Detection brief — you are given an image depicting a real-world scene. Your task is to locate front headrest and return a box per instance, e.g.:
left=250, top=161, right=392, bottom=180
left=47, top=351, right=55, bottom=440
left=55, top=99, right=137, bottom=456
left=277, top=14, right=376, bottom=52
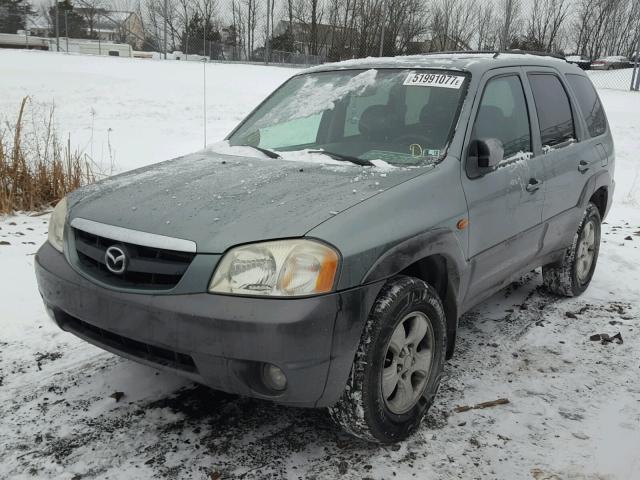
left=419, top=90, right=460, bottom=124
left=359, top=105, right=393, bottom=138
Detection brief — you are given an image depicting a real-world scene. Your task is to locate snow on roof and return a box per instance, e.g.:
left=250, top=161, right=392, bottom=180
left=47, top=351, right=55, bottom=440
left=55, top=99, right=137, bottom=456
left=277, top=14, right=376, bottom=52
left=306, top=51, right=567, bottom=74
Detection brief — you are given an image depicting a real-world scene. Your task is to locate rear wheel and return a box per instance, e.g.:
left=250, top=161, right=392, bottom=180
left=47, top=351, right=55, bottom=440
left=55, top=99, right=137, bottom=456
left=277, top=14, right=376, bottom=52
left=542, top=202, right=601, bottom=297
left=328, top=276, right=446, bottom=443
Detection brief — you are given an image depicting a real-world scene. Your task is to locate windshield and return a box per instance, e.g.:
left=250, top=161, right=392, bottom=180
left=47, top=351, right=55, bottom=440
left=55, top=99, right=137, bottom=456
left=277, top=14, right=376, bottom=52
left=227, top=69, right=469, bottom=166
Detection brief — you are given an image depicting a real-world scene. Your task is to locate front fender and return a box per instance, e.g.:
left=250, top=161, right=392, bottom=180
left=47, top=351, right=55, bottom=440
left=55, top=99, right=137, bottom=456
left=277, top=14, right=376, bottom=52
left=361, top=228, right=470, bottom=305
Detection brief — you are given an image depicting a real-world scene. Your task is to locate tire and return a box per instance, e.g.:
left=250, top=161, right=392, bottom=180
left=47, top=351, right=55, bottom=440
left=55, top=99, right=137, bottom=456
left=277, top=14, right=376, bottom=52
left=328, top=276, right=447, bottom=443
left=542, top=202, right=601, bottom=297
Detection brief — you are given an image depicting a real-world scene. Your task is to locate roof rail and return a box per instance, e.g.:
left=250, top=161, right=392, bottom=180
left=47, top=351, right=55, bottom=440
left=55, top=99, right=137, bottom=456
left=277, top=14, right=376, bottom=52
left=426, top=49, right=568, bottom=62
left=424, top=50, right=499, bottom=57
left=495, top=49, right=567, bottom=61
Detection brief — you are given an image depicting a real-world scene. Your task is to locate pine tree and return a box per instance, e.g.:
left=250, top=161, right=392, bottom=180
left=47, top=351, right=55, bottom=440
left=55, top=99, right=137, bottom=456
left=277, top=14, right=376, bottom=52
left=0, top=0, right=34, bottom=34
left=48, top=0, right=89, bottom=39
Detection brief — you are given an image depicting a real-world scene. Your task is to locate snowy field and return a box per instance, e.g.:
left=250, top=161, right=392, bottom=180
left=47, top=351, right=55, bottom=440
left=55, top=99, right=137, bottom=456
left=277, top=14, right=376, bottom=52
left=1, top=50, right=640, bottom=479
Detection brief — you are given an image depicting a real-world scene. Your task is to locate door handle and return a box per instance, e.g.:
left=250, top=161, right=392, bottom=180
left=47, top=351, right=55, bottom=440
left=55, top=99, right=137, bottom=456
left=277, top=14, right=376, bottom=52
left=578, top=160, right=590, bottom=173
left=526, top=178, right=543, bottom=192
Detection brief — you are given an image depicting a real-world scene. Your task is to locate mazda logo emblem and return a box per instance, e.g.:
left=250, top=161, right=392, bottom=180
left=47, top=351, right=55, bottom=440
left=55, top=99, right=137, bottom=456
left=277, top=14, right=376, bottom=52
left=105, top=245, right=127, bottom=274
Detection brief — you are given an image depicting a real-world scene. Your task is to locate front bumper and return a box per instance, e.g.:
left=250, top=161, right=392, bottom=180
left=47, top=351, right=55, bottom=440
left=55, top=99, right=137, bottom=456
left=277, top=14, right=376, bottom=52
left=35, top=242, right=383, bottom=407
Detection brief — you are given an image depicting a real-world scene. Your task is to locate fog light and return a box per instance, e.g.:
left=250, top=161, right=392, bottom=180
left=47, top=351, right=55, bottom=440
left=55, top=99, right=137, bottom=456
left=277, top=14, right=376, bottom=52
left=261, top=363, right=287, bottom=391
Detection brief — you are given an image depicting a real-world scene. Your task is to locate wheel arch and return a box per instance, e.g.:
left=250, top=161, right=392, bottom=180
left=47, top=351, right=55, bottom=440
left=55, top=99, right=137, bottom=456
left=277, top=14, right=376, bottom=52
left=361, top=228, right=469, bottom=359
left=589, top=185, right=608, bottom=219
left=578, top=170, right=611, bottom=219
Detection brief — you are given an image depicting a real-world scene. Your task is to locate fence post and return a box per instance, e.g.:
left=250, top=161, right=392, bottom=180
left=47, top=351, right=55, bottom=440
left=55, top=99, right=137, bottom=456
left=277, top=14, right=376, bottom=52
left=265, top=0, right=271, bottom=65
left=64, top=10, right=68, bottom=53
left=631, top=38, right=640, bottom=91
left=55, top=0, right=60, bottom=52
left=163, top=0, right=167, bottom=59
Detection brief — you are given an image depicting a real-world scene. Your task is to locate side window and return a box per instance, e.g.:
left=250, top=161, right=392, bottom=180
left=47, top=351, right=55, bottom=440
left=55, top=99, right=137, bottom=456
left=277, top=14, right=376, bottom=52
left=472, top=75, right=531, bottom=159
left=566, top=74, right=607, bottom=137
left=527, top=74, right=576, bottom=148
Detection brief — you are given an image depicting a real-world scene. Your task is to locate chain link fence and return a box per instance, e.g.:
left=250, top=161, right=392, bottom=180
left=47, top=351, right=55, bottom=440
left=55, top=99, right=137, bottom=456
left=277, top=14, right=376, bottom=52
left=3, top=0, right=640, bottom=85
left=587, top=62, right=640, bottom=91
left=174, top=37, right=322, bottom=66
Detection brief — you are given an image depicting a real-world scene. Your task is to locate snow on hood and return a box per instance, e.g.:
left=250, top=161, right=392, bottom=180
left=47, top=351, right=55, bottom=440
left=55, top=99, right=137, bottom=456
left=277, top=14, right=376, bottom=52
left=207, top=141, right=400, bottom=171
left=67, top=149, right=423, bottom=253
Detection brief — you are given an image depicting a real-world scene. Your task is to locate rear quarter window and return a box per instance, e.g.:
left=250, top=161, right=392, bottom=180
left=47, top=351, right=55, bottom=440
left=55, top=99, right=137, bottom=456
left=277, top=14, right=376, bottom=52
left=565, top=74, right=607, bottom=137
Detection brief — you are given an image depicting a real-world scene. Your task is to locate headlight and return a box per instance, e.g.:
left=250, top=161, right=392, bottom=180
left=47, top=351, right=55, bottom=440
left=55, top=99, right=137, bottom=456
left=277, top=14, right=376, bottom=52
left=48, top=197, right=68, bottom=252
left=209, top=239, right=339, bottom=297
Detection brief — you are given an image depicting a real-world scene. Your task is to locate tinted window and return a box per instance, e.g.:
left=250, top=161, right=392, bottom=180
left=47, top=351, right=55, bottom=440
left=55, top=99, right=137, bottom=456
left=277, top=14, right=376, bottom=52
left=566, top=74, right=607, bottom=137
left=528, top=74, right=576, bottom=148
left=471, top=75, right=531, bottom=159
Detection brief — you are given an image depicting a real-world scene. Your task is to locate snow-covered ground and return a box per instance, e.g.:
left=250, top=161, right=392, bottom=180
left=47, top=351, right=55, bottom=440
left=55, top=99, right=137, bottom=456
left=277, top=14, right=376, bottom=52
left=0, top=50, right=296, bottom=173
left=1, top=50, right=639, bottom=479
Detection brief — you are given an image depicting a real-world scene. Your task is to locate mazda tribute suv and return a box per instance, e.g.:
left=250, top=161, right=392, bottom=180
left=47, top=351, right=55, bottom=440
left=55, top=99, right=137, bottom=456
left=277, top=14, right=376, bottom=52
left=35, top=52, right=614, bottom=443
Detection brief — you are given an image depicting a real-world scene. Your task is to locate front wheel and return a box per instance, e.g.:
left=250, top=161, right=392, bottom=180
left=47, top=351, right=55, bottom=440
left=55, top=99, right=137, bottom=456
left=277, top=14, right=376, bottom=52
left=542, top=202, right=601, bottom=297
left=328, top=276, right=447, bottom=443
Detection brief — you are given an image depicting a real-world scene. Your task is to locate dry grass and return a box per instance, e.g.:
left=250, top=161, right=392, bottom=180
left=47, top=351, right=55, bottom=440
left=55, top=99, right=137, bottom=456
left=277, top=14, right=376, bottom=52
left=0, top=97, right=95, bottom=214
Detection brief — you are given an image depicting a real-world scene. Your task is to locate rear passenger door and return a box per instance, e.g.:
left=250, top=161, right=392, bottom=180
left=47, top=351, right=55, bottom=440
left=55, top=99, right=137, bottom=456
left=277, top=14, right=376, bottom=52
left=522, top=69, right=600, bottom=226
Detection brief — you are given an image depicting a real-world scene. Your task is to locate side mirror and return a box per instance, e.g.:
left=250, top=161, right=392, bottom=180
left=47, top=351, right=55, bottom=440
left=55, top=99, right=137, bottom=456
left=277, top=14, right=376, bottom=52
left=468, top=138, right=504, bottom=176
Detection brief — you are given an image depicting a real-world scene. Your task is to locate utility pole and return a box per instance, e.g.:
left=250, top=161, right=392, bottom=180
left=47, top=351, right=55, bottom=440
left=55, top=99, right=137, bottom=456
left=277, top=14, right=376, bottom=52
left=203, top=10, right=206, bottom=59
left=163, top=0, right=167, bottom=59
left=55, top=0, right=60, bottom=52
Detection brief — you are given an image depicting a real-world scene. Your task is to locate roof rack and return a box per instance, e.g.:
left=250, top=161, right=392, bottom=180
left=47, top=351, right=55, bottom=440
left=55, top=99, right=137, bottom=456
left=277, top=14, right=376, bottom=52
left=425, top=49, right=568, bottom=62
left=501, top=49, right=568, bottom=61
left=423, top=50, right=499, bottom=57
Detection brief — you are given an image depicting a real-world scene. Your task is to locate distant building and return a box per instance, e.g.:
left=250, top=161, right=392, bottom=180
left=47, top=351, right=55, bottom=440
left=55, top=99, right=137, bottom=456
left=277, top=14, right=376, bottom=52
left=74, top=9, right=143, bottom=49
left=273, top=20, right=356, bottom=59
left=0, top=32, right=132, bottom=56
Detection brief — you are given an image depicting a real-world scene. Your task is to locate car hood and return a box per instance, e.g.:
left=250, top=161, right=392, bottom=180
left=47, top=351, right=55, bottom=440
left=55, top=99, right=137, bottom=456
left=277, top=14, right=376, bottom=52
left=68, top=150, right=423, bottom=253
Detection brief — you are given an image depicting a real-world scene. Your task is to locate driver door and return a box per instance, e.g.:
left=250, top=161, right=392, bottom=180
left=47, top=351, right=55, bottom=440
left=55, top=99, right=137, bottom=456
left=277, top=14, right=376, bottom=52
left=461, top=69, right=546, bottom=304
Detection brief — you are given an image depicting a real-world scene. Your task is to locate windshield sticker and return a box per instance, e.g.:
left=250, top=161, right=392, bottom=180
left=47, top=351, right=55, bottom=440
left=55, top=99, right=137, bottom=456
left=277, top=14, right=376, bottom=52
left=408, top=145, right=441, bottom=158
left=409, top=143, right=424, bottom=157
left=403, top=72, right=465, bottom=89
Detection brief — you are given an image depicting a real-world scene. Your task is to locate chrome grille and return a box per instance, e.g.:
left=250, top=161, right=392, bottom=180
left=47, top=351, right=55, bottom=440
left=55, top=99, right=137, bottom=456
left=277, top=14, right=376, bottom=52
left=73, top=228, right=195, bottom=290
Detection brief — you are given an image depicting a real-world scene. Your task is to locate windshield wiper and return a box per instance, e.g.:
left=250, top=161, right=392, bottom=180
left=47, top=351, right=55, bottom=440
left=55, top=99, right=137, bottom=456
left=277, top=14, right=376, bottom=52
left=307, top=150, right=373, bottom=166
left=247, top=145, right=281, bottom=159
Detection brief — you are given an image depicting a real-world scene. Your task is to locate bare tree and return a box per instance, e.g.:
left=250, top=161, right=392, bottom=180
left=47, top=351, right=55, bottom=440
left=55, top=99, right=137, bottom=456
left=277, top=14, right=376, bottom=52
left=476, top=0, right=497, bottom=50
left=527, top=0, right=570, bottom=52
left=498, top=0, right=521, bottom=50
left=430, top=0, right=478, bottom=51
